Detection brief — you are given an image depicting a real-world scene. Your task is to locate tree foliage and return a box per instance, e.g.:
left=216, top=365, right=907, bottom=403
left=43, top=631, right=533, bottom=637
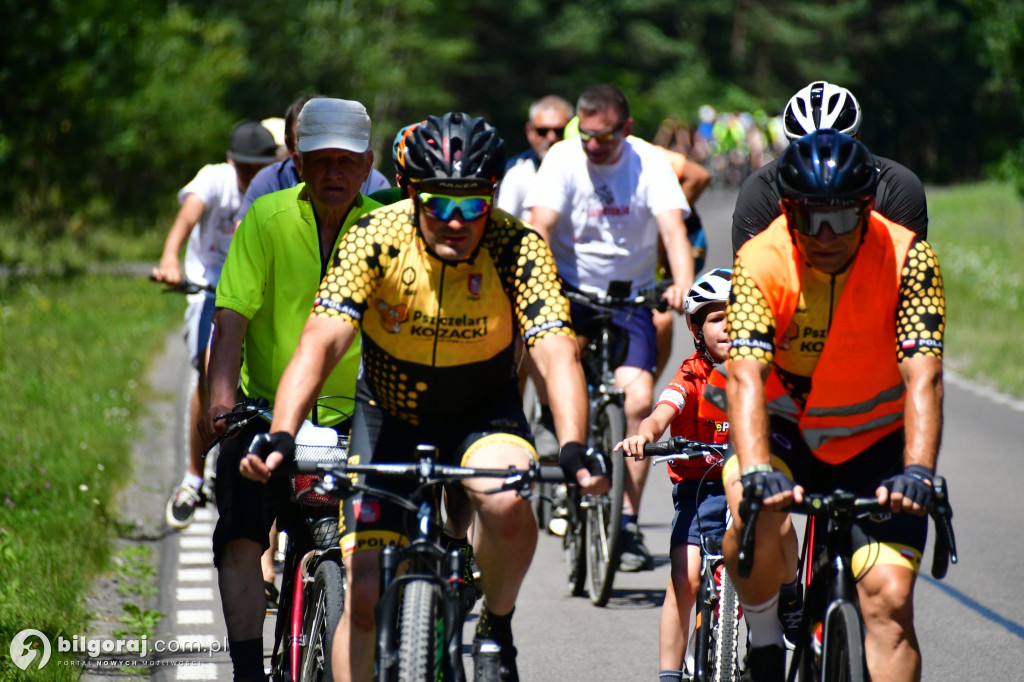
left=1, top=0, right=1021, bottom=260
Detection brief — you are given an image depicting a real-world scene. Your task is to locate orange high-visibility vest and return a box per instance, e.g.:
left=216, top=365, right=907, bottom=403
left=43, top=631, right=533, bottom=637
left=732, top=211, right=916, bottom=464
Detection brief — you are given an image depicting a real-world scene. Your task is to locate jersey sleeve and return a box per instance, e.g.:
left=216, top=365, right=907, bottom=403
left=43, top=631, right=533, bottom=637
left=644, top=142, right=691, bottom=218
left=876, top=158, right=928, bottom=240
left=178, top=164, right=221, bottom=209
left=313, top=209, right=397, bottom=328
left=490, top=213, right=574, bottom=349
left=727, top=257, right=776, bottom=364
left=896, top=240, right=945, bottom=361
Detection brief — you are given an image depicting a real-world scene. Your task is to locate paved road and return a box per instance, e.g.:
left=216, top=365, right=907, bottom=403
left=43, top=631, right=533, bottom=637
left=152, top=186, right=1024, bottom=680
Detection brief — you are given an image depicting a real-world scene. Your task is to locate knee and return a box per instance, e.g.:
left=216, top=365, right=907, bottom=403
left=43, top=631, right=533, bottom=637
left=478, top=492, right=534, bottom=532
left=860, top=572, right=915, bottom=634
left=218, top=538, right=261, bottom=571
left=624, top=386, right=654, bottom=419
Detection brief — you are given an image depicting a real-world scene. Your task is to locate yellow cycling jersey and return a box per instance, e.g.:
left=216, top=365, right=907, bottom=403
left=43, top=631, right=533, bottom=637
left=313, top=199, right=574, bottom=424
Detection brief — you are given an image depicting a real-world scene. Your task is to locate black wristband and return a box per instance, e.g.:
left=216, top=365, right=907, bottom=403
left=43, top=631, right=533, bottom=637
left=247, top=431, right=296, bottom=462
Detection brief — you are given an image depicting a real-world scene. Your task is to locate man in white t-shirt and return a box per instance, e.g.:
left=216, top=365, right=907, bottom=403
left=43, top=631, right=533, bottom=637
left=495, top=94, right=574, bottom=221
left=152, top=120, right=278, bottom=530
left=527, top=84, right=695, bottom=572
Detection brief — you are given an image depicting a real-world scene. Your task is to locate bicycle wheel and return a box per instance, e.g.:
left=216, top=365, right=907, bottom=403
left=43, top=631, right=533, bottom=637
left=396, top=579, right=443, bottom=682
left=821, top=601, right=867, bottom=682
left=564, top=487, right=587, bottom=596
left=299, top=560, right=345, bottom=682
left=585, top=402, right=626, bottom=606
left=711, top=569, right=740, bottom=682
left=691, top=575, right=716, bottom=682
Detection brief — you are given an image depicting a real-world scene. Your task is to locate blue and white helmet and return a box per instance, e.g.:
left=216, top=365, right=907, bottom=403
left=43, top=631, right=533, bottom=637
left=685, top=268, right=732, bottom=327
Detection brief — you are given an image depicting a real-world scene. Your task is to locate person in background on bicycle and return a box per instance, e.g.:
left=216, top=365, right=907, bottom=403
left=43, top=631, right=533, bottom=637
left=152, top=120, right=278, bottom=530
left=496, top=94, right=575, bottom=221
left=731, top=80, right=928, bottom=254
left=615, top=268, right=732, bottom=682
left=527, top=83, right=695, bottom=572
left=200, top=98, right=382, bottom=682
left=240, top=111, right=610, bottom=682
left=712, top=130, right=945, bottom=682
left=232, top=93, right=391, bottom=227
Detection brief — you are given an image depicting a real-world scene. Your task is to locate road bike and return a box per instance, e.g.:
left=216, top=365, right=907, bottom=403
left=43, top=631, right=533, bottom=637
left=560, top=281, right=669, bottom=606
left=645, top=436, right=742, bottom=682
left=737, top=473, right=958, bottom=681
left=207, top=400, right=349, bottom=682
left=300, top=445, right=565, bottom=681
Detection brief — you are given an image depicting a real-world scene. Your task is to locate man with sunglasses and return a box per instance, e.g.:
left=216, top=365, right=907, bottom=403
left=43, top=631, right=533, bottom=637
left=240, top=111, right=610, bottom=682
left=712, top=130, right=946, bottom=682
left=495, top=95, right=574, bottom=221
left=527, top=83, right=695, bottom=572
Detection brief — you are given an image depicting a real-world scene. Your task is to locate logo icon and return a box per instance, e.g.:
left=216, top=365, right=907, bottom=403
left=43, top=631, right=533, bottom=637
left=467, top=273, right=482, bottom=297
left=376, top=299, right=408, bottom=333
left=10, top=629, right=51, bottom=670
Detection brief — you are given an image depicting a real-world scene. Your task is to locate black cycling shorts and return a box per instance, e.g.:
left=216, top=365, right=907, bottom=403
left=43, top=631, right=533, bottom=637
left=723, top=417, right=928, bottom=576
left=339, top=386, right=536, bottom=557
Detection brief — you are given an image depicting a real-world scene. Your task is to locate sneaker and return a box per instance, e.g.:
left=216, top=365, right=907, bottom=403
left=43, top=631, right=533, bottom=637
left=619, top=522, right=655, bottom=572
left=778, top=581, right=803, bottom=650
left=165, top=481, right=205, bottom=529
left=740, top=645, right=785, bottom=682
left=472, top=637, right=519, bottom=682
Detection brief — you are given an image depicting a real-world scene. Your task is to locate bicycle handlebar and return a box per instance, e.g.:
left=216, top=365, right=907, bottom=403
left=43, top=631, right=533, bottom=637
left=148, top=274, right=216, bottom=295
left=736, top=477, right=958, bottom=581
left=642, top=436, right=728, bottom=465
left=563, top=280, right=672, bottom=314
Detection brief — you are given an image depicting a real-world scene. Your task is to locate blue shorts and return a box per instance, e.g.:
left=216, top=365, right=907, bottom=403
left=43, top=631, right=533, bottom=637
left=569, top=300, right=658, bottom=374
left=183, top=292, right=216, bottom=370
left=671, top=478, right=728, bottom=548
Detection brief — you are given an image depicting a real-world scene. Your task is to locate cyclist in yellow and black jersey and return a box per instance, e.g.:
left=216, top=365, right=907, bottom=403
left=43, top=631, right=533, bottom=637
left=241, top=112, right=609, bottom=682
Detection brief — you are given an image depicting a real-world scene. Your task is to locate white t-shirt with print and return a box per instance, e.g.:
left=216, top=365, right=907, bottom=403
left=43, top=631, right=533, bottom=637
left=180, top=163, right=242, bottom=289
left=526, top=136, right=689, bottom=296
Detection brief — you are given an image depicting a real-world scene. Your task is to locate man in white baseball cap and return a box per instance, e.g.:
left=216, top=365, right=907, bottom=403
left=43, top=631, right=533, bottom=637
left=203, top=96, right=383, bottom=682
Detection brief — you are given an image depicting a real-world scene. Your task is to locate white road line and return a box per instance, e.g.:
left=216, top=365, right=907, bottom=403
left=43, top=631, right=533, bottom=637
left=182, top=522, right=214, bottom=535
left=178, top=568, right=213, bottom=582
left=176, top=609, right=214, bottom=625
left=194, top=507, right=214, bottom=522
left=178, top=552, right=214, bottom=565
left=947, top=371, right=1024, bottom=413
left=176, top=587, right=214, bottom=602
left=175, top=663, right=218, bottom=680
left=179, top=535, right=211, bottom=550
left=175, top=634, right=221, bottom=649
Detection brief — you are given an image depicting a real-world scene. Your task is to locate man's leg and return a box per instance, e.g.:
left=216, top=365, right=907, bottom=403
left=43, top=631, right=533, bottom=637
left=463, top=442, right=537, bottom=681
left=618, top=366, right=656, bottom=571
left=857, top=564, right=921, bottom=682
left=332, top=549, right=381, bottom=682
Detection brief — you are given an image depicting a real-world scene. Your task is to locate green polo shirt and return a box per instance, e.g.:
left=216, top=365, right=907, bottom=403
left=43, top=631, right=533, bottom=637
left=216, top=184, right=381, bottom=426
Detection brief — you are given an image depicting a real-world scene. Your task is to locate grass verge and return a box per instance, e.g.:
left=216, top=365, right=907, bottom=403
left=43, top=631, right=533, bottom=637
left=0, top=274, right=180, bottom=680
left=927, top=181, right=1024, bottom=396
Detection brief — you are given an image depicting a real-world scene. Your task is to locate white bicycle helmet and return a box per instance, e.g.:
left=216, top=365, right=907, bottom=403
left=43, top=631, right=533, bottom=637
left=783, top=81, right=862, bottom=140
left=685, top=268, right=732, bottom=334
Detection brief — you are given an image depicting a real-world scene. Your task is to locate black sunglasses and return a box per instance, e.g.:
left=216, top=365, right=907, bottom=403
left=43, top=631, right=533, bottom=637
left=531, top=125, right=565, bottom=138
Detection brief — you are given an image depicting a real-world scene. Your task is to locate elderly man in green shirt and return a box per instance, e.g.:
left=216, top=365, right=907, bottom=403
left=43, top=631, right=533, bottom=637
left=200, top=98, right=382, bottom=682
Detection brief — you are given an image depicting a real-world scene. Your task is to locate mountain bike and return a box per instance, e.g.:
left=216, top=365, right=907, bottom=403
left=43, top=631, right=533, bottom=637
left=737, top=474, right=958, bottom=682
left=645, top=436, right=742, bottom=682
left=298, top=446, right=565, bottom=682
left=561, top=281, right=669, bottom=606
left=207, top=400, right=349, bottom=682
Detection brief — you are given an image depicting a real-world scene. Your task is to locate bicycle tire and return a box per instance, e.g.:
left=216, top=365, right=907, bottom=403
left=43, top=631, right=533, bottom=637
left=299, top=561, right=345, bottom=682
left=691, top=572, right=717, bottom=682
left=585, top=402, right=626, bottom=606
left=821, top=601, right=867, bottom=682
left=396, top=579, right=442, bottom=682
left=564, top=487, right=587, bottom=596
left=711, top=569, right=740, bottom=682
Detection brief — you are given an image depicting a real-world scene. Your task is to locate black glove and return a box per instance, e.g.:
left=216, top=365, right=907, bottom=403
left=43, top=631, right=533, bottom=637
left=740, top=467, right=795, bottom=500
left=882, top=464, right=935, bottom=508
left=247, top=431, right=296, bottom=462
left=558, top=441, right=611, bottom=480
